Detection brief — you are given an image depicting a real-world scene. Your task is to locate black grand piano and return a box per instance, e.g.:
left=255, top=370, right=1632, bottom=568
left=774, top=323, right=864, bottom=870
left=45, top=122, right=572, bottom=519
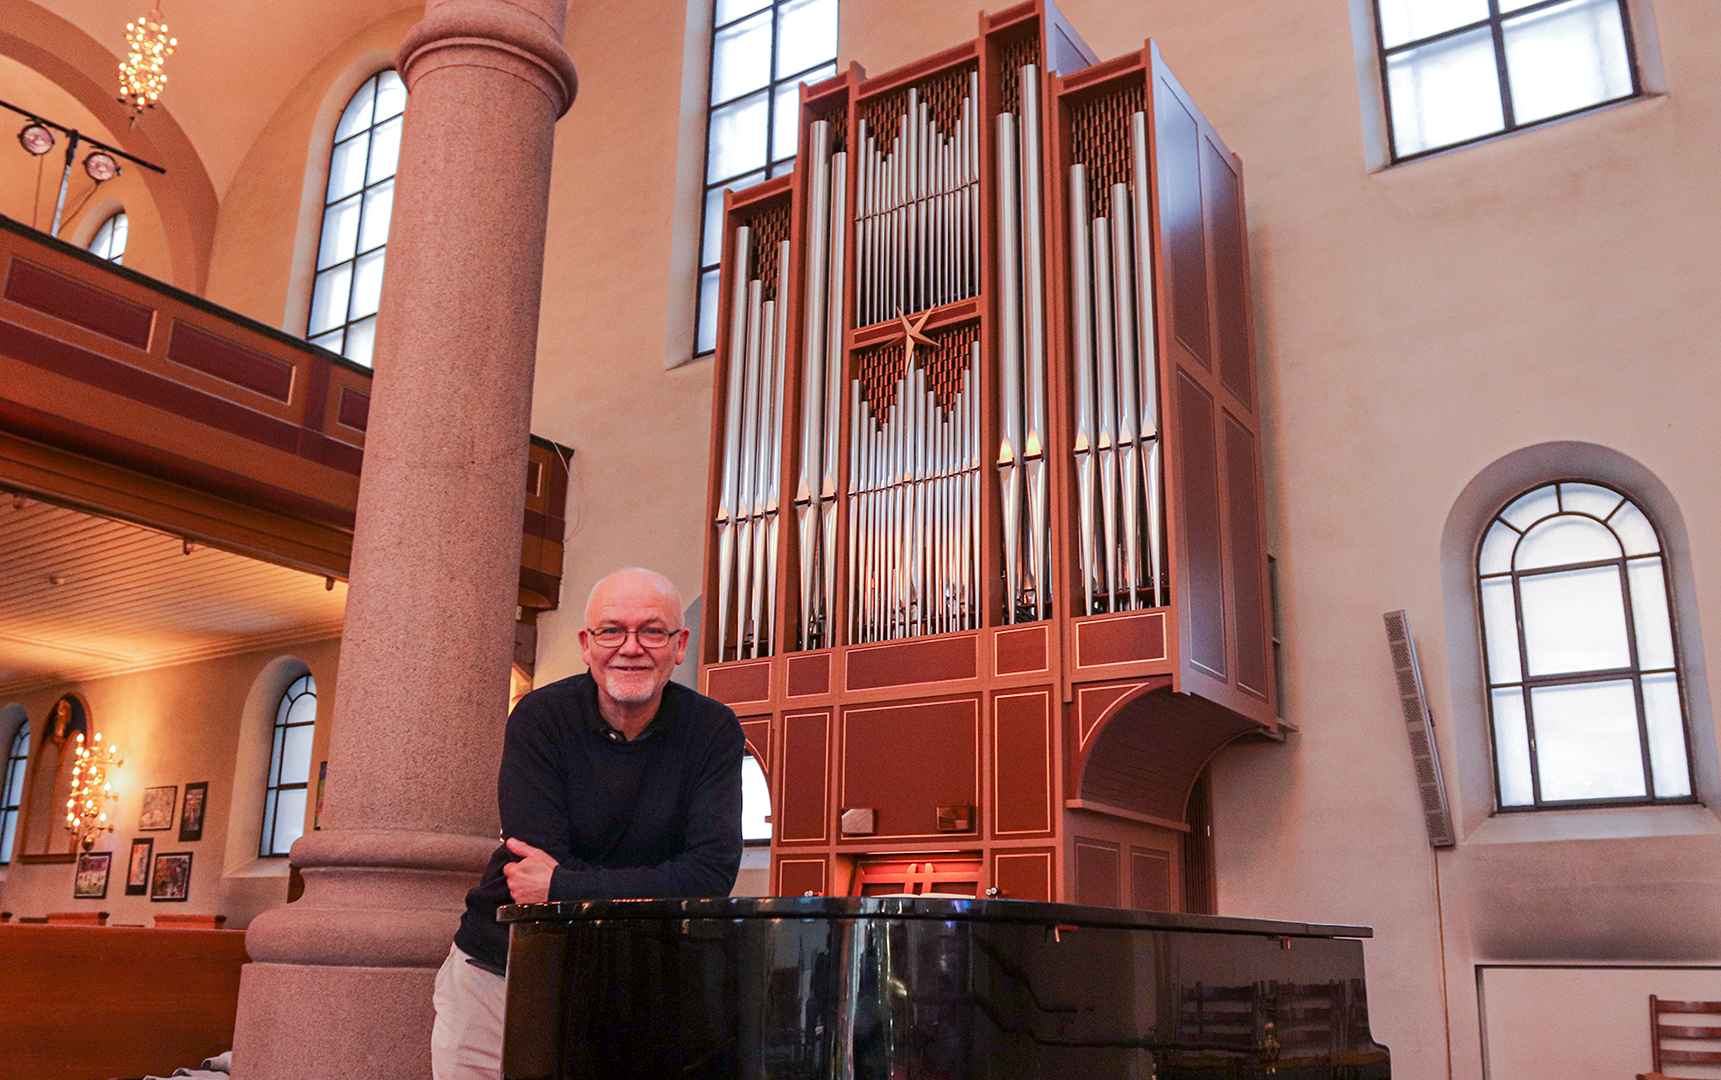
left=499, top=896, right=1390, bottom=1079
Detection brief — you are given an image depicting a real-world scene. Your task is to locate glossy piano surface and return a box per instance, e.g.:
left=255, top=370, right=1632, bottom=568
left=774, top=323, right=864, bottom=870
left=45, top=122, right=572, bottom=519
left=499, top=896, right=1390, bottom=1080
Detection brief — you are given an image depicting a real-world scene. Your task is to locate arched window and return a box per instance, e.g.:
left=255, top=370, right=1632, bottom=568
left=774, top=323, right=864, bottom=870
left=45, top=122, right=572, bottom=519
left=88, top=212, right=128, bottom=264
left=260, top=674, right=317, bottom=857
left=1478, top=480, right=1693, bottom=808
left=1, top=721, right=28, bottom=864
left=741, top=753, right=771, bottom=841
left=308, top=70, right=406, bottom=368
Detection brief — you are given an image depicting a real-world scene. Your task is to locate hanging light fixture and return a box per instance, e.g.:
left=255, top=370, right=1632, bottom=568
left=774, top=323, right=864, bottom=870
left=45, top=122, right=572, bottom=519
left=118, top=5, right=176, bottom=123
left=66, top=730, right=122, bottom=852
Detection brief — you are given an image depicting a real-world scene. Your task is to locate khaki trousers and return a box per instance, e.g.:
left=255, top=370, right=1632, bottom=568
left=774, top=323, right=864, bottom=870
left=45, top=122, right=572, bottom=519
left=431, top=943, right=506, bottom=1080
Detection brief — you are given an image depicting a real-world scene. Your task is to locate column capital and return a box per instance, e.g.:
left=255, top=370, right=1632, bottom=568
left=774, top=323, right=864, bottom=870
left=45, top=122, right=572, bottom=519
left=399, top=0, right=579, bottom=117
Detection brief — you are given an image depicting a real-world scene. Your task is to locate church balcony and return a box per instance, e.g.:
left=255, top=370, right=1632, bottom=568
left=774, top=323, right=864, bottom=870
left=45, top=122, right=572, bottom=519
left=0, top=212, right=569, bottom=609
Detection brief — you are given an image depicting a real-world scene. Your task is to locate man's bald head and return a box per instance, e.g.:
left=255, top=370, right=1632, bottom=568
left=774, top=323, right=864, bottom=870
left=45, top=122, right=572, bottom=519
left=584, top=568, right=684, bottom=631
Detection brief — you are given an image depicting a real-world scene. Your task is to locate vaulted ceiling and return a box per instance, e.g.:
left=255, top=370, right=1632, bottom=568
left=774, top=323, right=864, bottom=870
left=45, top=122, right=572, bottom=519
left=0, top=496, right=346, bottom=697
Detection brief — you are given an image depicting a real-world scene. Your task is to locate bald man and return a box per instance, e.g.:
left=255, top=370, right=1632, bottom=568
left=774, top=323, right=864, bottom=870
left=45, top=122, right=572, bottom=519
left=431, top=568, right=744, bottom=1080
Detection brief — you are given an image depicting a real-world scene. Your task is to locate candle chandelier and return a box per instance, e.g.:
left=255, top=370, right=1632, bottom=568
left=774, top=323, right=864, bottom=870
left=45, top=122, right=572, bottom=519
left=118, top=6, right=176, bottom=122
left=66, top=731, right=122, bottom=852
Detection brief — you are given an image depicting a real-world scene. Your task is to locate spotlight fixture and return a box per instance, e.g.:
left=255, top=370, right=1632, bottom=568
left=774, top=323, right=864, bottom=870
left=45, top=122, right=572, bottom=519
left=83, top=150, right=120, bottom=182
left=119, top=6, right=177, bottom=121
left=18, top=121, right=54, bottom=155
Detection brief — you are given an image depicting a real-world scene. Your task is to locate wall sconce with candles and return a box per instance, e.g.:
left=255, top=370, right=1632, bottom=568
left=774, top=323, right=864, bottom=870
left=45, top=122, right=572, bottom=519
left=66, top=731, right=122, bottom=852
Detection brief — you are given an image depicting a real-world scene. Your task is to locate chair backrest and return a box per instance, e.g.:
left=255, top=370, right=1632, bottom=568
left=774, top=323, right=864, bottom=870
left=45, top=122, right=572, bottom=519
left=1650, top=996, right=1721, bottom=1075
left=45, top=910, right=108, bottom=926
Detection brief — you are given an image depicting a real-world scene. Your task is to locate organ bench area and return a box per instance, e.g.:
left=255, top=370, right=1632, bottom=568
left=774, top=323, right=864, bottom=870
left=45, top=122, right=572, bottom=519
left=699, top=0, right=1278, bottom=909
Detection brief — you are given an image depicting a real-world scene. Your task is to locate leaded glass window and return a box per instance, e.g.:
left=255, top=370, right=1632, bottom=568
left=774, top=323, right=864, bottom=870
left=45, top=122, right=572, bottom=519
left=88, top=212, right=128, bottom=264
left=694, top=0, right=838, bottom=356
left=1478, top=481, right=1692, bottom=808
left=0, top=721, right=27, bottom=864
left=308, top=70, right=406, bottom=367
left=1375, top=0, right=1639, bottom=160
left=260, top=674, right=317, bottom=857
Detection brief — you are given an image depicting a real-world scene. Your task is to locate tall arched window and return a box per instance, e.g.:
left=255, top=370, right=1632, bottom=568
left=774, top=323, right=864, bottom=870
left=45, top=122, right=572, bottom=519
left=741, top=753, right=771, bottom=841
left=260, top=674, right=317, bottom=857
left=308, top=70, right=406, bottom=368
left=1, top=721, right=28, bottom=863
left=88, top=212, right=128, bottom=264
left=1478, top=480, right=1693, bottom=809
left=693, top=0, right=838, bottom=356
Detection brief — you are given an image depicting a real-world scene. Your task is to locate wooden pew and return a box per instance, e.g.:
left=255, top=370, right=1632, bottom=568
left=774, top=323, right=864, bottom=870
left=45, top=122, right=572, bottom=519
left=0, top=924, right=248, bottom=1080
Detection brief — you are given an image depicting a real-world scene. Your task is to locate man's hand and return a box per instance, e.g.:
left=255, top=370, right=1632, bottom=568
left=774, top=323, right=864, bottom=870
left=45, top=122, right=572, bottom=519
left=502, top=837, right=557, bottom=905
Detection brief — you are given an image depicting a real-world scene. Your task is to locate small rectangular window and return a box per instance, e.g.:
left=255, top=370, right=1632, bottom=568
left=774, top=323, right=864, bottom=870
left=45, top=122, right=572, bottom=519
left=1375, top=0, right=1640, bottom=161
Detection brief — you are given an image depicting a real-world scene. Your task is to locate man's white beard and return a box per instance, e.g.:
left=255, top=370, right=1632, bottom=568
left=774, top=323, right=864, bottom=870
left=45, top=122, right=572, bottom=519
left=601, top=669, right=658, bottom=705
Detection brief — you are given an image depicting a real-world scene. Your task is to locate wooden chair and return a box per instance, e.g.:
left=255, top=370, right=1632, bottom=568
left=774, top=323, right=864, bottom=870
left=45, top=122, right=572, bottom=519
left=1639, top=996, right=1721, bottom=1080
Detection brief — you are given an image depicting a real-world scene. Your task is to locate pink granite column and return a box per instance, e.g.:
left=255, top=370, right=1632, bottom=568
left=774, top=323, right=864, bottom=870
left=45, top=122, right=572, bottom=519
left=230, top=3, right=576, bottom=1078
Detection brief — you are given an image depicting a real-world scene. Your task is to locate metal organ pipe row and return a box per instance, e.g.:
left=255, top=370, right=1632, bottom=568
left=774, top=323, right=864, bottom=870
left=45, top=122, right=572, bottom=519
left=995, top=65, right=1051, bottom=624
left=1068, top=110, right=1164, bottom=617
left=855, top=74, right=980, bottom=328
left=848, top=334, right=983, bottom=643
left=714, top=224, right=790, bottom=661
left=794, top=121, right=847, bottom=650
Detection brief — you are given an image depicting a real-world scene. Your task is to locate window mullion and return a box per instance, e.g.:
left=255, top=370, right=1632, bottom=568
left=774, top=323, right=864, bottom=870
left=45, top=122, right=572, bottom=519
left=1486, top=0, right=1516, bottom=131
left=1511, top=572, right=1545, bottom=806
left=1371, top=0, right=1400, bottom=162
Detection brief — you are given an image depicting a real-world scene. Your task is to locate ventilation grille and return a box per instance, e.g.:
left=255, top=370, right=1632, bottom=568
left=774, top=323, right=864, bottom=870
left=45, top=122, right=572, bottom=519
left=1384, top=610, right=1456, bottom=848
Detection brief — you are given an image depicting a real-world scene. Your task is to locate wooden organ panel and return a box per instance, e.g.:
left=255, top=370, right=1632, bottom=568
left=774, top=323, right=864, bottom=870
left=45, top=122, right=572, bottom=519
left=702, top=1, right=1280, bottom=913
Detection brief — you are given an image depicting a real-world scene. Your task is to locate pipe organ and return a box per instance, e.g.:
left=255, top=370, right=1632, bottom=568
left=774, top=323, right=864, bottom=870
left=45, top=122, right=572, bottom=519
left=702, top=0, right=1281, bottom=910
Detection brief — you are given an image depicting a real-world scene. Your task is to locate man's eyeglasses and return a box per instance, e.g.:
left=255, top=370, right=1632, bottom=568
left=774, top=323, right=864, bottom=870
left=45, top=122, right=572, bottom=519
left=586, top=626, right=682, bottom=649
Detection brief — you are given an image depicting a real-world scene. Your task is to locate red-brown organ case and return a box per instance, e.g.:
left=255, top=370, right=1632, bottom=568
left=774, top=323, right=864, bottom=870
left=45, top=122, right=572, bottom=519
left=700, top=0, right=1279, bottom=911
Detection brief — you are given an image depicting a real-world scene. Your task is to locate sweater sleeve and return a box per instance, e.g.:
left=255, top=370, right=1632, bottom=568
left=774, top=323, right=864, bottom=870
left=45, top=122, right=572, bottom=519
left=496, top=690, right=577, bottom=861
left=547, top=707, right=745, bottom=901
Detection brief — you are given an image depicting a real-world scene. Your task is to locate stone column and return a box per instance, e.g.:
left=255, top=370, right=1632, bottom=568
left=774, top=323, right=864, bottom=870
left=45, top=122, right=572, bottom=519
left=230, top=3, right=576, bottom=1078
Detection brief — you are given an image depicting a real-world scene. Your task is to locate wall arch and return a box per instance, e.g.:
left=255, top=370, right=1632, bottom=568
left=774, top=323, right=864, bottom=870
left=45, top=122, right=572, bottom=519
left=65, top=194, right=125, bottom=250
left=1439, top=441, right=1717, bottom=834
left=1075, top=680, right=1264, bottom=827
left=223, top=655, right=313, bottom=876
left=0, top=0, right=218, bottom=292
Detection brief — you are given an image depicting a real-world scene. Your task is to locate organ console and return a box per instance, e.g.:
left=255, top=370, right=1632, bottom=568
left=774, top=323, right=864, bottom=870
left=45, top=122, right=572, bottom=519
left=699, top=0, right=1281, bottom=914
left=498, top=897, right=1392, bottom=1079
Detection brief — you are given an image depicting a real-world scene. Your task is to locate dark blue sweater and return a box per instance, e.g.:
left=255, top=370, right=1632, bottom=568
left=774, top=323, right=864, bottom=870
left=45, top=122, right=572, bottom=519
left=453, top=672, right=744, bottom=971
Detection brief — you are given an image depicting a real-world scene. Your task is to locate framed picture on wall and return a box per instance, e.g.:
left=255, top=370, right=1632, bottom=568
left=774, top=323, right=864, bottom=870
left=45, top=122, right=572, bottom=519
left=126, top=837, right=153, bottom=895
left=150, top=851, right=192, bottom=901
left=179, top=782, right=208, bottom=842
left=139, top=786, right=177, bottom=831
left=73, top=851, right=112, bottom=899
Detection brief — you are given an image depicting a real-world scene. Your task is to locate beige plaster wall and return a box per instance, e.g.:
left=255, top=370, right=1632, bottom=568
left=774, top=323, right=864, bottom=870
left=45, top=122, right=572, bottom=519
left=0, top=637, right=340, bottom=928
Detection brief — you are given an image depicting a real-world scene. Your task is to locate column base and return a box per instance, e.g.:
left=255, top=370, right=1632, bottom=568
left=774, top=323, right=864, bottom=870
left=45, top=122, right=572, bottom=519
left=231, top=962, right=437, bottom=1080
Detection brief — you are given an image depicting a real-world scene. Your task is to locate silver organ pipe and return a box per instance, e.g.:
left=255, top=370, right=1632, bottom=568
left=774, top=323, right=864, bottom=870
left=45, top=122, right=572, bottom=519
left=847, top=335, right=981, bottom=642
left=795, top=122, right=848, bottom=650
left=711, top=225, right=790, bottom=660
left=995, top=65, right=1051, bottom=624
left=856, top=74, right=980, bottom=327
left=1068, top=109, right=1165, bottom=615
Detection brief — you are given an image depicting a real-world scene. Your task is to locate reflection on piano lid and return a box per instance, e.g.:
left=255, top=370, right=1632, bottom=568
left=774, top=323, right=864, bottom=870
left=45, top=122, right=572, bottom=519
left=499, top=896, right=1391, bottom=1080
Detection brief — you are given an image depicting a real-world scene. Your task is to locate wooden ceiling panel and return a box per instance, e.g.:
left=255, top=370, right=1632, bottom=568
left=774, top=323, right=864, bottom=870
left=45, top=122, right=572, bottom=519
left=0, top=497, right=345, bottom=695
